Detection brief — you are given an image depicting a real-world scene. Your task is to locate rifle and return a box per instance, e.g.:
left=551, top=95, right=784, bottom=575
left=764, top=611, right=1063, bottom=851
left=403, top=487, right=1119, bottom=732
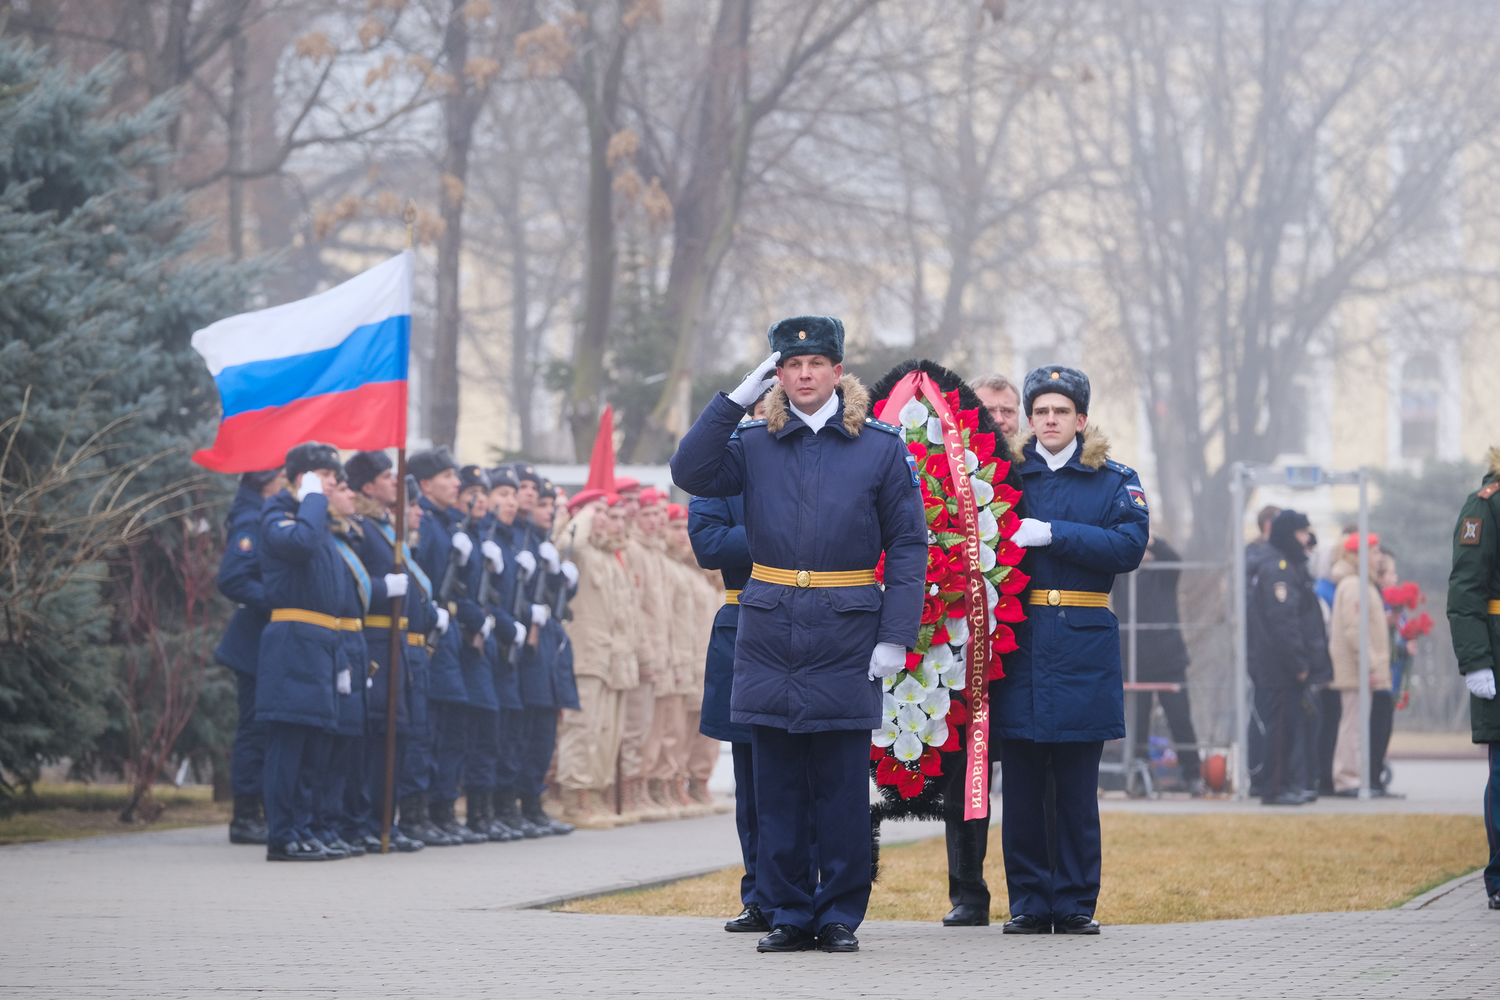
left=526, top=522, right=552, bottom=648
left=551, top=524, right=577, bottom=623
left=428, top=496, right=478, bottom=648
left=508, top=528, right=534, bottom=666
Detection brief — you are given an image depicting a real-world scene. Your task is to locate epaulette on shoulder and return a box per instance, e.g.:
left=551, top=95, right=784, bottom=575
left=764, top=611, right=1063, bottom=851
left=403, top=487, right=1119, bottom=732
left=1479, top=482, right=1500, bottom=500
left=730, top=418, right=767, bottom=440
left=864, top=416, right=902, bottom=437
left=1104, top=459, right=1135, bottom=477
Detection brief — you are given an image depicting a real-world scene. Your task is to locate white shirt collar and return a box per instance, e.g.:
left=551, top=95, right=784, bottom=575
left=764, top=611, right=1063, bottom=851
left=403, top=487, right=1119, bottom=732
left=792, top=391, right=840, bottom=434
left=1040, top=434, right=1078, bottom=472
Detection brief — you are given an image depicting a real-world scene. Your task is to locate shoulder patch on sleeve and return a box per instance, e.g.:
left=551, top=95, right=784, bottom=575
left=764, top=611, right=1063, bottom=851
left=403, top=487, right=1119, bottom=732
left=236, top=535, right=254, bottom=553
left=1125, top=484, right=1148, bottom=511
left=1462, top=517, right=1483, bottom=545
left=904, top=452, right=920, bottom=486
left=1479, top=482, right=1500, bottom=499
left=730, top=418, right=767, bottom=440
left=277, top=519, right=295, bottom=528
left=864, top=416, right=903, bottom=437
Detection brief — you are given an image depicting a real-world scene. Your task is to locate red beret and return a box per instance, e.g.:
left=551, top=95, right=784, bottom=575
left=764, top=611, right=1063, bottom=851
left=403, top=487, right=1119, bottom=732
left=638, top=486, right=667, bottom=506
left=667, top=503, right=688, bottom=521
left=1343, top=532, right=1379, bottom=552
left=567, top=488, right=606, bottom=513
left=614, top=477, right=641, bottom=493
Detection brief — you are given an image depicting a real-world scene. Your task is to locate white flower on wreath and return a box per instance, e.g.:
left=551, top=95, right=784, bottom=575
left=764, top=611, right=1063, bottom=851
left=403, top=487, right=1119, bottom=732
left=897, top=702, right=927, bottom=733
left=883, top=692, right=899, bottom=721
left=943, top=645, right=967, bottom=686
left=946, top=614, right=970, bottom=646
left=882, top=673, right=897, bottom=693
left=897, top=399, right=929, bottom=433
left=926, top=415, right=944, bottom=444
left=910, top=661, right=943, bottom=692
left=971, top=475, right=994, bottom=505
left=923, top=685, right=951, bottom=720
left=893, top=675, right=927, bottom=704
left=979, top=541, right=996, bottom=572
left=964, top=449, right=979, bottom=474
left=893, top=731, right=923, bottom=762
left=978, top=507, right=999, bottom=541
left=985, top=577, right=999, bottom=633
left=922, top=641, right=955, bottom=675
left=921, top=715, right=951, bottom=747
left=872, top=718, right=900, bottom=747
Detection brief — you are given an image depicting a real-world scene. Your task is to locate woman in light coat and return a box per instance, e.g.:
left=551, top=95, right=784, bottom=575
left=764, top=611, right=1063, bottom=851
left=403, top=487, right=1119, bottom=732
left=1328, top=535, right=1393, bottom=794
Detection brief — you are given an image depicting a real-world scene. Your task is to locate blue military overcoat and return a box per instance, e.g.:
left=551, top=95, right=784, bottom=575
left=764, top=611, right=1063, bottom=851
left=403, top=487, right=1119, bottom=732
left=477, top=512, right=522, bottom=712
left=412, top=495, right=486, bottom=705
left=352, top=513, right=432, bottom=734
left=214, top=483, right=271, bottom=675
left=330, top=521, right=372, bottom=737
left=688, top=493, right=753, bottom=744
left=992, top=432, right=1149, bottom=743
left=670, top=381, right=927, bottom=732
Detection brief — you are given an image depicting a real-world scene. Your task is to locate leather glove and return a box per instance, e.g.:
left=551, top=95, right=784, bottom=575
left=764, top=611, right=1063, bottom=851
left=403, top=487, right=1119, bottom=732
left=435, top=607, right=450, bottom=634
left=481, top=539, right=504, bottom=574
left=383, top=572, right=408, bottom=598
left=513, top=621, right=527, bottom=647
left=514, top=550, right=537, bottom=576
left=480, top=615, right=495, bottom=640
left=539, top=541, right=561, bottom=573
left=1011, top=517, right=1052, bottom=548
left=531, top=604, right=551, bottom=626
left=1466, top=667, right=1496, bottom=700
left=451, top=532, right=473, bottom=565
left=560, top=561, right=579, bottom=587
left=336, top=668, right=352, bottom=695
left=297, top=471, right=323, bottom=500
left=728, top=351, right=781, bottom=406
left=867, top=641, right=907, bottom=681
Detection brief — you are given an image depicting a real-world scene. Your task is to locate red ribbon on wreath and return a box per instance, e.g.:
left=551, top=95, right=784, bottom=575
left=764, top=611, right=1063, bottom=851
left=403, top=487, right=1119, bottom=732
left=882, top=371, right=992, bottom=820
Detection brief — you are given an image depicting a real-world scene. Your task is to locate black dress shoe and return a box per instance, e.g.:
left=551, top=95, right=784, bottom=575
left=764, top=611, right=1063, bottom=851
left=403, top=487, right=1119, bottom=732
left=942, top=903, right=990, bottom=926
left=1489, top=892, right=1500, bottom=911
left=756, top=925, right=818, bottom=953
left=1260, top=792, right=1305, bottom=806
left=1054, top=913, right=1100, bottom=935
left=817, top=923, right=859, bottom=953
left=356, top=834, right=385, bottom=852
left=1001, top=914, right=1051, bottom=934
left=725, top=903, right=771, bottom=933
left=389, top=828, right=424, bottom=852
left=306, top=837, right=349, bottom=860
left=266, top=840, right=328, bottom=862
left=327, top=835, right=365, bottom=857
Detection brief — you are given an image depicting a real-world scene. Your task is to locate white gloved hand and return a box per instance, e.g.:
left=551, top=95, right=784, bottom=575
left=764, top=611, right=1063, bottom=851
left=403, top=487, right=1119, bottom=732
left=513, top=621, right=527, bottom=647
left=1466, top=667, right=1497, bottom=700
left=514, top=550, right=537, bottom=576
left=1011, top=517, right=1053, bottom=548
left=297, top=471, right=323, bottom=500
left=480, top=615, right=495, bottom=640
left=336, top=668, right=352, bottom=695
left=531, top=604, right=551, bottom=626
left=435, top=607, right=450, bottom=635
left=539, top=541, right=561, bottom=573
left=383, top=572, right=408, bottom=598
left=481, top=539, right=504, bottom=574
left=728, top=351, right=782, bottom=406
left=451, top=531, right=473, bottom=565
left=560, top=561, right=579, bottom=587
left=867, top=641, right=908, bottom=681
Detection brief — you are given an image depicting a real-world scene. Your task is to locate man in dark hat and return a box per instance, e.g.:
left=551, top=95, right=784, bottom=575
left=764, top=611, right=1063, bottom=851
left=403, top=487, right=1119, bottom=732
left=993, top=365, right=1148, bottom=934
left=671, top=315, right=927, bottom=954
left=214, top=464, right=287, bottom=845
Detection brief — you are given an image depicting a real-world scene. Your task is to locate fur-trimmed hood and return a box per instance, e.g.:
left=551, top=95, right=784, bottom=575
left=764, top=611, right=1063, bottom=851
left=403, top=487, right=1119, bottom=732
left=765, top=374, right=869, bottom=436
left=1488, top=445, right=1500, bottom=477
left=1017, top=423, right=1111, bottom=469
left=354, top=494, right=389, bottom=521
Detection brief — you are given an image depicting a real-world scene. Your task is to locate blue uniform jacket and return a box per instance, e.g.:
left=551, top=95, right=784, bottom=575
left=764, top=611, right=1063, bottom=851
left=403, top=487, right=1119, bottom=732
left=992, top=433, right=1149, bottom=743
left=214, top=483, right=271, bottom=675
left=330, top=521, right=371, bottom=737
left=689, top=494, right=753, bottom=743
left=477, top=513, right=522, bottom=711
left=353, top=512, right=431, bottom=733
left=413, top=496, right=486, bottom=705
left=670, top=384, right=927, bottom=732
left=255, top=490, right=358, bottom=730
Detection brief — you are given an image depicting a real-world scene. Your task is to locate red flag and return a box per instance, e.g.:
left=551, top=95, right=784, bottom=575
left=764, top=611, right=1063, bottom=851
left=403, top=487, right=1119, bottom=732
left=585, top=405, right=616, bottom=491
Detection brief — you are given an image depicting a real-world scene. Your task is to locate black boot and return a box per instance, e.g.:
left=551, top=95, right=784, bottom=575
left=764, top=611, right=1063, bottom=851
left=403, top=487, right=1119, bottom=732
left=466, top=789, right=495, bottom=841
left=492, top=793, right=533, bottom=840
left=522, top=793, right=573, bottom=836
left=405, top=793, right=455, bottom=846
left=435, top=797, right=486, bottom=844
left=229, top=794, right=268, bottom=845
left=485, top=791, right=522, bottom=842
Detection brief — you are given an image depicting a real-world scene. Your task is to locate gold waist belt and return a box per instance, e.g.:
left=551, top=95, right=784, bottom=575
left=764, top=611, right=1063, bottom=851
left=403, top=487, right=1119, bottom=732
left=1487, top=600, right=1500, bottom=615
left=363, top=615, right=408, bottom=630
left=407, top=633, right=426, bottom=647
left=724, top=590, right=741, bottom=605
left=750, top=564, right=878, bottom=589
left=1027, top=590, right=1110, bottom=608
left=271, top=608, right=364, bottom=631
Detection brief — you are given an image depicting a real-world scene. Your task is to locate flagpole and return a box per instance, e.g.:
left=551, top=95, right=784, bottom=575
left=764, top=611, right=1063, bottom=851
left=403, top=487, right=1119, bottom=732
left=380, top=203, right=418, bottom=854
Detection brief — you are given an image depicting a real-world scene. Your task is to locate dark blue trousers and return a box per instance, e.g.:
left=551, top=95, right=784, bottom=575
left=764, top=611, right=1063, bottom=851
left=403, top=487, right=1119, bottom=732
left=519, top=707, right=558, bottom=800
left=430, top=699, right=469, bottom=804
left=398, top=692, right=433, bottom=800
left=349, top=731, right=408, bottom=839
left=1487, top=743, right=1500, bottom=895
left=308, top=731, right=352, bottom=842
left=231, top=672, right=266, bottom=797
left=464, top=707, right=500, bottom=793
left=751, top=725, right=870, bottom=933
left=732, top=741, right=761, bottom=907
left=997, top=739, right=1105, bottom=920
left=263, top=721, right=319, bottom=847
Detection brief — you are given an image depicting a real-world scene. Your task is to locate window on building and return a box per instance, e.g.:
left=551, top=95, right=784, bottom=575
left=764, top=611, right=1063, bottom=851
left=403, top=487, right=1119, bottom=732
left=1400, top=353, right=1440, bottom=460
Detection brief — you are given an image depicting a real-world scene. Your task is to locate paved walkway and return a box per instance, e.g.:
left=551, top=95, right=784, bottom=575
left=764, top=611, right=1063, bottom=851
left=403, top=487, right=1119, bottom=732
left=2, top=760, right=1496, bottom=999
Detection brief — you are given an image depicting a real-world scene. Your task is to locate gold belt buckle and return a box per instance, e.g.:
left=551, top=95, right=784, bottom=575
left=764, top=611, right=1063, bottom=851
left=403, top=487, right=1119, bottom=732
left=796, top=570, right=811, bottom=588
left=1047, top=589, right=1062, bottom=607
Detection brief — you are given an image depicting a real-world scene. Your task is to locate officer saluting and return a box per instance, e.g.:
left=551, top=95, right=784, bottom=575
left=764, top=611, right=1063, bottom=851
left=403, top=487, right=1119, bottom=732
left=671, top=316, right=926, bottom=954
left=1446, top=447, right=1500, bottom=909
left=996, top=366, right=1148, bottom=934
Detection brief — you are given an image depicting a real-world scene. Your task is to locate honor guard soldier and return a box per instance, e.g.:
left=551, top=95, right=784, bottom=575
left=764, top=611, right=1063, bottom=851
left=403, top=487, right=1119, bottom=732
left=1446, top=447, right=1500, bottom=909
left=671, top=315, right=927, bottom=954
left=215, top=465, right=286, bottom=845
left=996, top=366, right=1148, bottom=934
left=524, top=477, right=580, bottom=834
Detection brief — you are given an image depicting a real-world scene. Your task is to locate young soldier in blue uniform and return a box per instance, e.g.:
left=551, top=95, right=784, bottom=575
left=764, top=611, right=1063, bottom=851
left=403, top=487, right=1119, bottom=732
left=215, top=465, right=286, bottom=845
left=996, top=366, right=1148, bottom=934
left=671, top=316, right=927, bottom=954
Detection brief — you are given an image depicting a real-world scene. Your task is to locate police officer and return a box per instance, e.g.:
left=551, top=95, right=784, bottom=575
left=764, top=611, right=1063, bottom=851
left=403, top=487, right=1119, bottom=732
left=671, top=315, right=927, bottom=954
left=1446, top=450, right=1500, bottom=909
left=215, top=465, right=286, bottom=845
left=995, top=366, right=1147, bottom=934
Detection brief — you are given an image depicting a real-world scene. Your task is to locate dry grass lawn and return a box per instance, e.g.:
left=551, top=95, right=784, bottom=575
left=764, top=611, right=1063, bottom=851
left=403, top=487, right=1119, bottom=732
left=0, top=783, right=231, bottom=845
left=559, top=813, right=1485, bottom=924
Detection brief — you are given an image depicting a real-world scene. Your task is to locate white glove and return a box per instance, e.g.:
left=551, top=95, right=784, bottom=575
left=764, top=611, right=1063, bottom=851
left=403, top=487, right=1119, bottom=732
left=539, top=541, right=561, bottom=573
left=435, top=607, right=450, bottom=634
left=481, top=539, right=504, bottom=574
left=514, top=550, right=537, bottom=576
left=867, top=641, right=907, bottom=681
left=297, top=471, right=323, bottom=500
left=1011, top=517, right=1052, bottom=547
left=451, top=531, right=473, bottom=565
left=531, top=604, right=551, bottom=626
left=513, top=621, right=527, bottom=646
left=728, top=351, right=781, bottom=406
left=1466, top=667, right=1496, bottom=700
left=480, top=615, right=494, bottom=640
left=336, top=668, right=352, bottom=695
left=383, top=572, right=408, bottom=598
left=560, top=561, right=579, bottom=587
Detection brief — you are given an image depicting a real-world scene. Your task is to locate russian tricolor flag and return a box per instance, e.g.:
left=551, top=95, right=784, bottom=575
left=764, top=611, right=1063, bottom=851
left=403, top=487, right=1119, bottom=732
left=191, top=252, right=412, bottom=473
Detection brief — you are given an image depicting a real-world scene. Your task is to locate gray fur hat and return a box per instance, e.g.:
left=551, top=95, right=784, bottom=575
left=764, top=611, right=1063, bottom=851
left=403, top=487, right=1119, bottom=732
left=1022, top=365, right=1090, bottom=416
